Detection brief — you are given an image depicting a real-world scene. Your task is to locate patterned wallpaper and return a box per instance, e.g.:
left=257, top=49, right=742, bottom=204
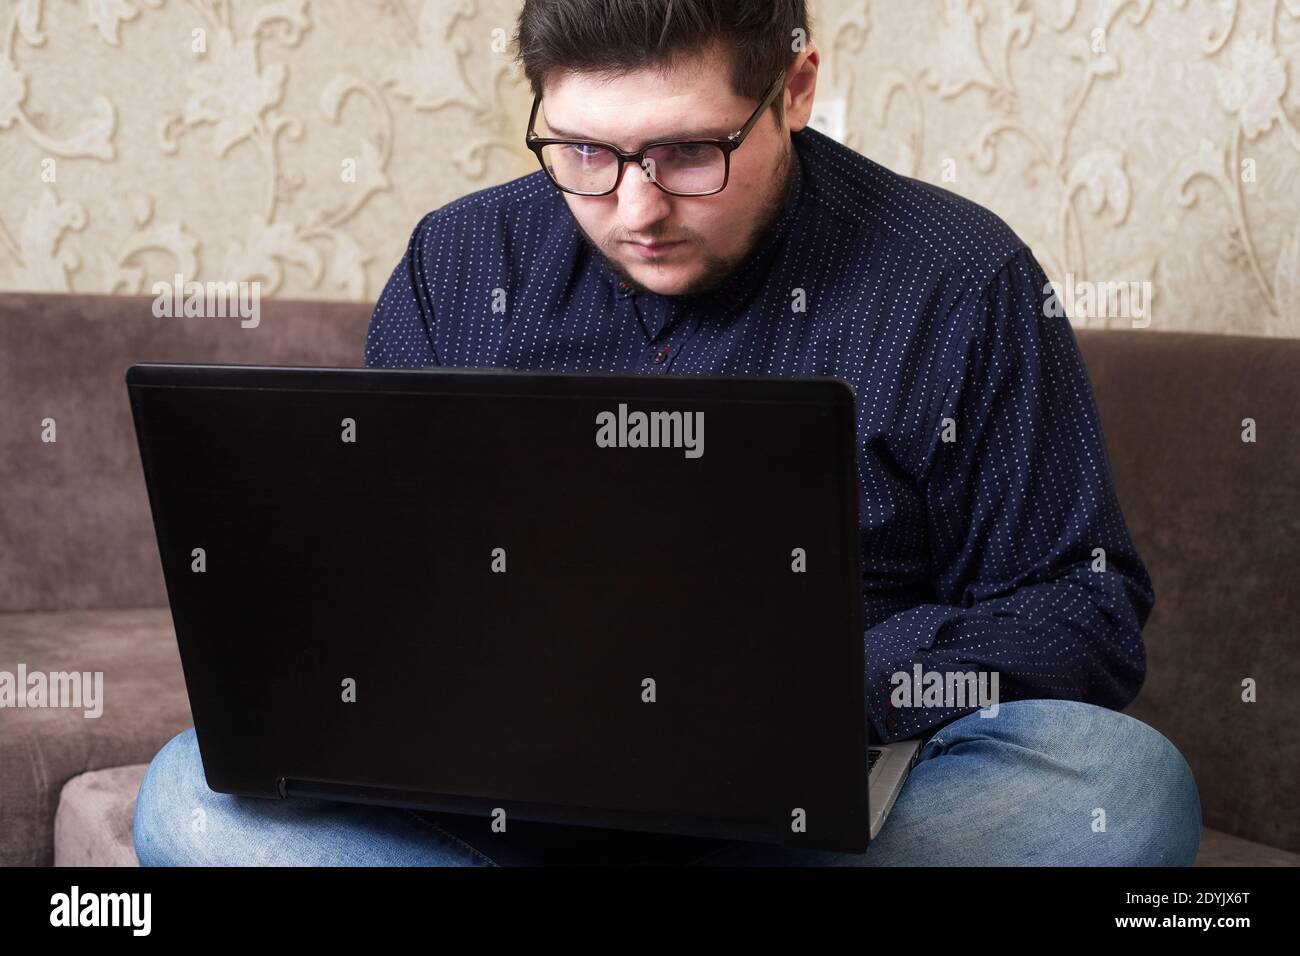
left=1, top=0, right=1298, bottom=336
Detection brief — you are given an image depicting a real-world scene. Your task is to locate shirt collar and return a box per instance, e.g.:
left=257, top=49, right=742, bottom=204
left=591, top=140, right=806, bottom=320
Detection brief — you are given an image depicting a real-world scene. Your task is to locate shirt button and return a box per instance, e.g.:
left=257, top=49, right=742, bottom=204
left=618, top=281, right=630, bottom=293
left=652, top=346, right=670, bottom=363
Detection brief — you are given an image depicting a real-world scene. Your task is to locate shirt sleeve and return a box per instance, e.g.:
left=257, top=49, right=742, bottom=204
left=865, top=245, right=1153, bottom=743
left=364, top=214, right=442, bottom=368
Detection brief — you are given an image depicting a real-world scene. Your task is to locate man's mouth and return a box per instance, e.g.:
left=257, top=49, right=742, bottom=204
left=625, top=239, right=685, bottom=260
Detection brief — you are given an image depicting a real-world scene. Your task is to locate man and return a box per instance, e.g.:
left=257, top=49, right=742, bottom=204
left=134, top=0, right=1201, bottom=866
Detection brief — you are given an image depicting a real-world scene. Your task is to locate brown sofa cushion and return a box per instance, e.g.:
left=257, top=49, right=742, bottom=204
left=0, top=293, right=371, bottom=866
left=1077, top=330, right=1300, bottom=854
left=1193, top=826, right=1300, bottom=867
left=55, top=764, right=147, bottom=867
left=0, top=609, right=189, bottom=865
left=0, top=293, right=371, bottom=614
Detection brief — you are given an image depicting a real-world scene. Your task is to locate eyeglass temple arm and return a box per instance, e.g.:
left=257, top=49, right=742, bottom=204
left=730, top=72, right=787, bottom=143
left=526, top=93, right=542, bottom=140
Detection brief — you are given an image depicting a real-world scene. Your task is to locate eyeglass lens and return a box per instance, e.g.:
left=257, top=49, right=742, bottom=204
left=539, top=142, right=727, bottom=195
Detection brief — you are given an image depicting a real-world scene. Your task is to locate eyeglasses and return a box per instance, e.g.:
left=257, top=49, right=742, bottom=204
left=525, top=72, right=786, bottom=197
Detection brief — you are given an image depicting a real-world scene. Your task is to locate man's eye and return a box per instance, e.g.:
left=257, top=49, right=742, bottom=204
left=672, top=144, right=709, bottom=159
left=566, top=144, right=606, bottom=160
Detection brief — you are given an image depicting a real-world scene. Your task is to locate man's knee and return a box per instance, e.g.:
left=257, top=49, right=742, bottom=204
left=988, top=699, right=1202, bottom=865
left=1103, top=708, right=1202, bottom=865
left=133, top=727, right=210, bottom=866
left=132, top=728, right=494, bottom=866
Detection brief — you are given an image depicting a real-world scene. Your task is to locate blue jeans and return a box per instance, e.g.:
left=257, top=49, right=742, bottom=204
left=133, top=699, right=1202, bottom=866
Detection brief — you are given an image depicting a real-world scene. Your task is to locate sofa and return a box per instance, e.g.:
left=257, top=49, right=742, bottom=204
left=2, top=291, right=1297, bottom=866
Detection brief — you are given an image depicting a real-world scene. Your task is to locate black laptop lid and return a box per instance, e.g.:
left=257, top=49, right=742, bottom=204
left=127, top=363, right=869, bottom=852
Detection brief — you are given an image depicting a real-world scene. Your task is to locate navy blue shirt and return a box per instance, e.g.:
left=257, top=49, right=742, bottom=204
left=365, top=125, right=1153, bottom=744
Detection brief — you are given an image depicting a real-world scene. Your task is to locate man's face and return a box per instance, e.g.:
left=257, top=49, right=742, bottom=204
left=538, top=47, right=795, bottom=297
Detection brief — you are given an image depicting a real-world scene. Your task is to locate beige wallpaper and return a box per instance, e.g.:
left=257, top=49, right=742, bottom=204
left=1, top=0, right=1298, bottom=336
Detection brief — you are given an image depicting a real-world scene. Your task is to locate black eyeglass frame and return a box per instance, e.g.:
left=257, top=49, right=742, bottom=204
left=525, top=72, right=787, bottom=197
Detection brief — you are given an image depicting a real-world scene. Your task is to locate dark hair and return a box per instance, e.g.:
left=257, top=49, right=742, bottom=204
left=514, top=0, right=810, bottom=110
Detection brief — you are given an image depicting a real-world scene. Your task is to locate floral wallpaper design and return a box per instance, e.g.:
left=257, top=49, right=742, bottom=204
left=0, top=0, right=1297, bottom=337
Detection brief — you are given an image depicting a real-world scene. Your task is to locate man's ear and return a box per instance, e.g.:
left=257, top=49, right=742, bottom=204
left=783, top=46, right=820, bottom=133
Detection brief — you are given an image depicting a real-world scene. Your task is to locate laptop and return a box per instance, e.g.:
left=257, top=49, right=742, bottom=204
left=126, top=362, right=922, bottom=855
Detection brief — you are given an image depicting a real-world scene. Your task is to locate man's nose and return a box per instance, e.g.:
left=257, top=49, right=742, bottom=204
left=614, top=162, right=672, bottom=235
